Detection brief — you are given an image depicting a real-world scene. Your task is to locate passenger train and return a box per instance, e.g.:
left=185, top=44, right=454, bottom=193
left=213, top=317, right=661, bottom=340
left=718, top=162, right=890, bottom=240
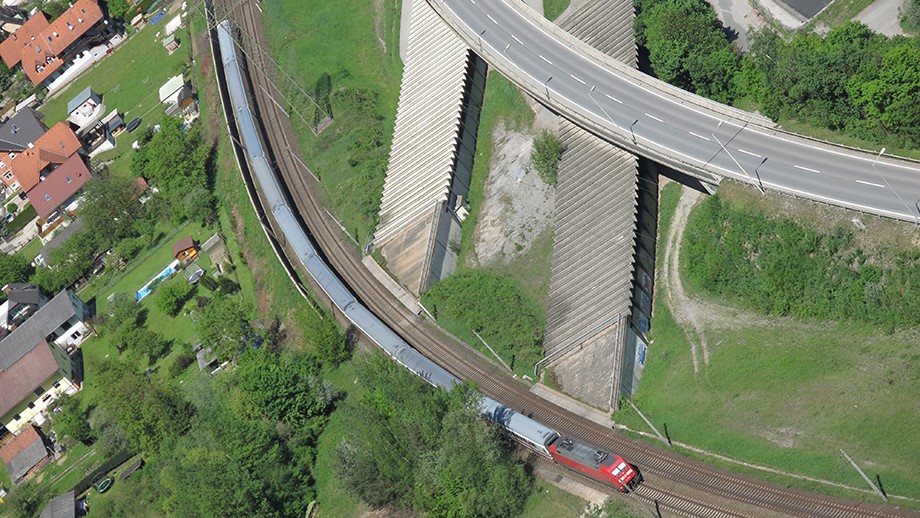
left=215, top=20, right=641, bottom=493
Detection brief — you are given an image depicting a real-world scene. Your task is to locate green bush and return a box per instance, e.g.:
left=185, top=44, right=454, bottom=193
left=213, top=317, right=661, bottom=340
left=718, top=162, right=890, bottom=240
left=423, top=270, right=545, bottom=370
left=682, top=194, right=920, bottom=329
left=169, top=352, right=196, bottom=378
left=6, top=202, right=16, bottom=213
left=530, top=130, right=564, bottom=186
left=6, top=203, right=36, bottom=233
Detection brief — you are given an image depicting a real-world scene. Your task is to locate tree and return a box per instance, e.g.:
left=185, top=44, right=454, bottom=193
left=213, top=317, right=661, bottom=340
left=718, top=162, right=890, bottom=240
left=30, top=229, right=96, bottom=292
left=0, top=254, right=34, bottom=299
left=530, top=130, right=564, bottom=186
left=195, top=294, right=252, bottom=360
left=79, top=175, right=145, bottom=250
left=106, top=0, right=131, bottom=21
left=236, top=348, right=339, bottom=433
left=4, top=479, right=44, bottom=518
left=414, top=408, right=532, bottom=517
left=52, top=396, right=94, bottom=445
left=105, top=292, right=144, bottom=330
left=851, top=44, right=920, bottom=146
left=156, top=278, right=194, bottom=317
left=97, top=361, right=193, bottom=454
left=132, top=117, right=212, bottom=222
left=6, top=202, right=16, bottom=213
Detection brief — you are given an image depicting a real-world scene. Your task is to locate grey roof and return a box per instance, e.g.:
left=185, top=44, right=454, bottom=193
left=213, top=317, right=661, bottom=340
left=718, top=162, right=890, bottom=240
left=196, top=346, right=217, bottom=370
left=39, top=490, right=75, bottom=518
left=66, top=87, right=101, bottom=116
left=118, top=458, right=144, bottom=480
left=0, top=290, right=77, bottom=370
left=6, top=284, right=41, bottom=306
left=105, top=113, right=124, bottom=133
left=0, top=108, right=46, bottom=152
left=6, top=434, right=46, bottom=482
left=37, top=220, right=85, bottom=266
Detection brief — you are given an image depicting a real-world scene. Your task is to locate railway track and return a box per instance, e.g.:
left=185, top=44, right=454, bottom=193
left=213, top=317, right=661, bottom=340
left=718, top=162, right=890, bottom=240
left=211, top=2, right=916, bottom=516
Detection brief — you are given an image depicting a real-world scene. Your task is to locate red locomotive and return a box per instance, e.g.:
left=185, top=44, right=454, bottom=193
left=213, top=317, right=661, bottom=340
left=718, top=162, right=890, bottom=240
left=548, top=435, right=642, bottom=492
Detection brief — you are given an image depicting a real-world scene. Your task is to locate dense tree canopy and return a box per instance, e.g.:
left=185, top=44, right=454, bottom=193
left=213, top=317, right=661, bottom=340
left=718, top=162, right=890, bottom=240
left=79, top=175, right=147, bottom=250
left=335, top=353, right=533, bottom=516
left=0, top=254, right=34, bottom=299
left=195, top=293, right=253, bottom=360
left=132, top=117, right=213, bottom=223
left=52, top=396, right=94, bottom=445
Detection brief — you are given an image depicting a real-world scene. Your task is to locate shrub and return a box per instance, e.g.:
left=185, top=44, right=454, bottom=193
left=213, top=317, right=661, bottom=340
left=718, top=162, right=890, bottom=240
left=169, top=352, right=196, bottom=378
left=6, top=202, right=16, bottom=213
left=530, top=130, right=564, bottom=186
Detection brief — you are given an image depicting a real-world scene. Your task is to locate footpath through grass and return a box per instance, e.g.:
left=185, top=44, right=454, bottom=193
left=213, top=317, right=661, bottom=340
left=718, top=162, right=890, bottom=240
left=615, top=182, right=920, bottom=506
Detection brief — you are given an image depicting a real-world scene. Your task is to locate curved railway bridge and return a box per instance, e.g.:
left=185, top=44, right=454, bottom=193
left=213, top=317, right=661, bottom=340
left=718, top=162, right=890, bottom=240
left=209, top=0, right=919, bottom=516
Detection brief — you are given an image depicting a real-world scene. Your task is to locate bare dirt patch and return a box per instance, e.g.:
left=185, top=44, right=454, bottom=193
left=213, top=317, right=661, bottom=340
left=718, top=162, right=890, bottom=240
left=472, top=123, right=556, bottom=266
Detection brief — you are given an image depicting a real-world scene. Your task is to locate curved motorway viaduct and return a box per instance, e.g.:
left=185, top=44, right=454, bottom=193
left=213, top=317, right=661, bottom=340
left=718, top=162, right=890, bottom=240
left=428, top=0, right=920, bottom=222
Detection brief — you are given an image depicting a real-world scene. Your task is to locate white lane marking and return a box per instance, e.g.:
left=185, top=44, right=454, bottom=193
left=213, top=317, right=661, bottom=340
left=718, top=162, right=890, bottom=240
left=490, top=2, right=920, bottom=175
left=855, top=180, right=884, bottom=188
left=604, top=93, right=622, bottom=104
left=794, top=164, right=821, bottom=174
left=645, top=113, right=663, bottom=123
left=689, top=131, right=710, bottom=141
left=487, top=14, right=498, bottom=24
left=738, top=149, right=761, bottom=158
left=511, top=34, right=523, bottom=45
left=570, top=74, right=586, bottom=85
left=539, top=54, right=552, bottom=65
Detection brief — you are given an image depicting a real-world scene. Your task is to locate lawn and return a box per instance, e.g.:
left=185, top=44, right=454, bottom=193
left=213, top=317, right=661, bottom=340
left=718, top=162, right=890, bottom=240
left=40, top=23, right=191, bottom=126
left=261, top=0, right=404, bottom=246
left=613, top=182, right=920, bottom=507
left=15, top=236, right=41, bottom=262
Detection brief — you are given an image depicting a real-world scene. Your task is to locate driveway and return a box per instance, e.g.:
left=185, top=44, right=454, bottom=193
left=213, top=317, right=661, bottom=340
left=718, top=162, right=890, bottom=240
left=853, top=0, right=906, bottom=36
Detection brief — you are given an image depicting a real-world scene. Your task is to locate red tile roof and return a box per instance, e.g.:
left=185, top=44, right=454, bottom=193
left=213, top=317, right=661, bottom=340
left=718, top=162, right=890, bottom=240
left=0, top=426, right=41, bottom=464
left=13, top=122, right=82, bottom=193
left=27, top=154, right=92, bottom=219
left=0, top=341, right=58, bottom=418
left=0, top=12, right=50, bottom=68
left=2, top=0, right=105, bottom=85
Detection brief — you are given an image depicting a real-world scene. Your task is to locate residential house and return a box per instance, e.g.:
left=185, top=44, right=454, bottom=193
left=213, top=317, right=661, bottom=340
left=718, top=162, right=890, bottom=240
left=0, top=426, right=49, bottom=484
left=0, top=0, right=109, bottom=89
left=39, top=490, right=88, bottom=518
left=0, top=108, right=48, bottom=193
left=8, top=121, right=92, bottom=223
left=28, top=154, right=93, bottom=221
left=0, top=289, right=91, bottom=436
left=158, top=75, right=197, bottom=120
left=65, top=86, right=103, bottom=132
left=83, top=109, right=123, bottom=157
left=0, top=283, right=47, bottom=334
left=173, top=236, right=198, bottom=266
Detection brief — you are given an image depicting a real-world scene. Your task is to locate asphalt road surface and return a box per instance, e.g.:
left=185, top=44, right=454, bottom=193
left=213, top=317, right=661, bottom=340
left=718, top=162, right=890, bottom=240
left=433, top=0, right=920, bottom=222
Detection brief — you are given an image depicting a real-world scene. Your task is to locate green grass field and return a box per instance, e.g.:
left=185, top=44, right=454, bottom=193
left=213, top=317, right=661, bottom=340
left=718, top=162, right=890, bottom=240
left=614, top=183, right=920, bottom=506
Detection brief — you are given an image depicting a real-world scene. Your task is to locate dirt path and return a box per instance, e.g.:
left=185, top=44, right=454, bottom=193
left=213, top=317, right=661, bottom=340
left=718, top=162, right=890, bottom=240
left=661, top=184, right=776, bottom=373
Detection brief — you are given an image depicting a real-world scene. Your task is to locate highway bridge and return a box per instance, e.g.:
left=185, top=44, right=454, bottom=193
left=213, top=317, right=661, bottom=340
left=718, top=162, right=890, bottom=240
left=428, top=0, right=920, bottom=223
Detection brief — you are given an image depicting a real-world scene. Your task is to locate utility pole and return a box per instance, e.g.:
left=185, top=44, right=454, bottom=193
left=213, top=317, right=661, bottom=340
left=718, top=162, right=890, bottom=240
left=626, top=400, right=670, bottom=446
left=840, top=449, right=888, bottom=503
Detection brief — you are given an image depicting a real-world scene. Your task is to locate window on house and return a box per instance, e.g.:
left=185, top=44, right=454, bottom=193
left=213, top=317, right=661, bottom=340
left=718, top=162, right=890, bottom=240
left=41, top=394, right=52, bottom=402
left=33, top=386, right=44, bottom=397
left=44, top=193, right=51, bottom=201
left=70, top=330, right=81, bottom=340
left=9, top=153, right=16, bottom=159
left=59, top=141, right=65, bottom=149
left=66, top=176, right=71, bottom=184
left=13, top=414, right=20, bottom=421
left=27, top=402, right=35, bottom=409
left=52, top=381, right=60, bottom=389
left=4, top=172, right=11, bottom=180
